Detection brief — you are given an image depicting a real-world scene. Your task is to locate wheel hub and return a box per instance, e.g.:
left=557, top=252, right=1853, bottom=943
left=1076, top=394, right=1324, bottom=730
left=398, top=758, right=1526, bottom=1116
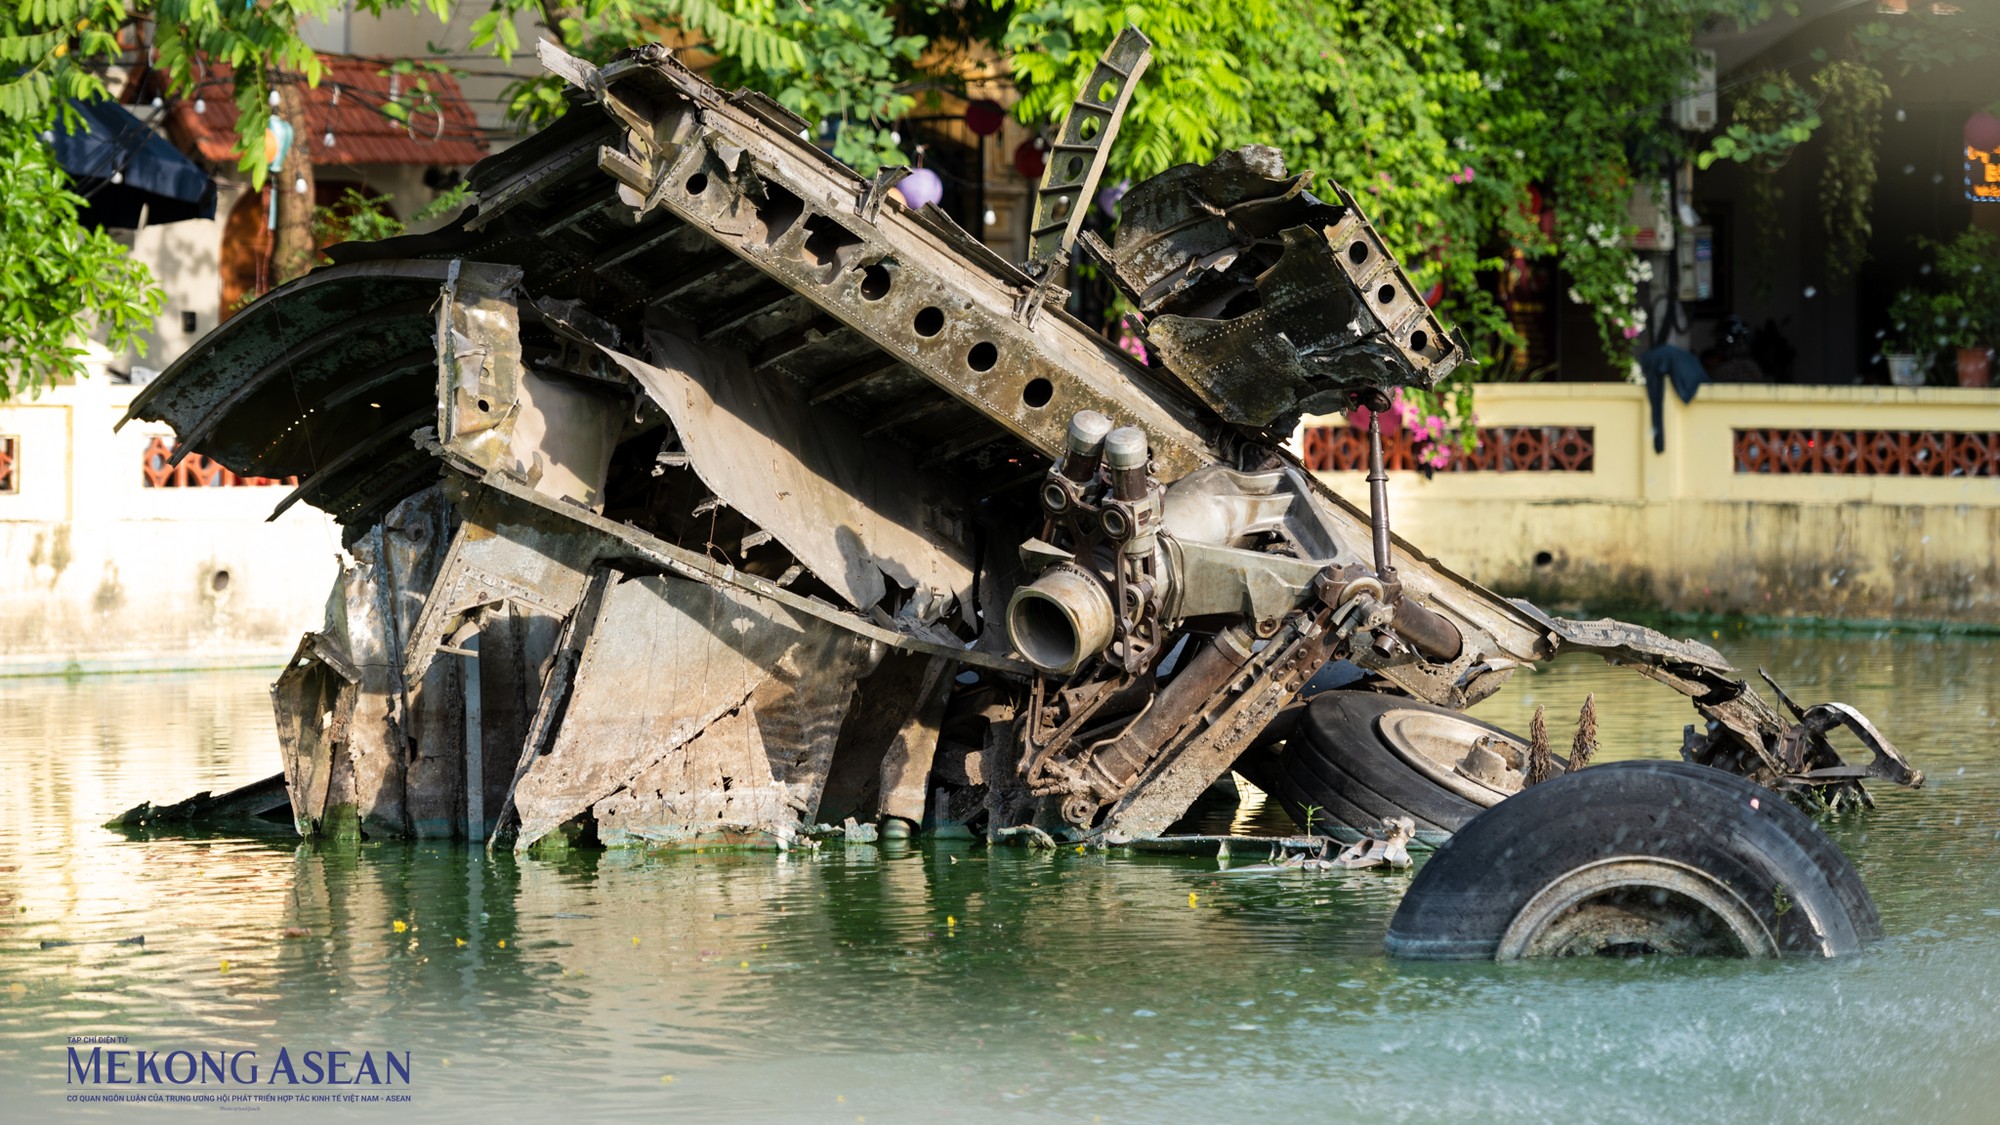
left=1497, top=858, right=1780, bottom=959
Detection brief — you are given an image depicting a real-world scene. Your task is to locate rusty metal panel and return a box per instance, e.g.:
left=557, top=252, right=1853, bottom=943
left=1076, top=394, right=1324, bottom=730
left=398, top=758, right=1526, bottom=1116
left=608, top=328, right=973, bottom=616
left=402, top=481, right=603, bottom=683
left=510, top=570, right=874, bottom=848
left=593, top=707, right=791, bottom=843
left=873, top=654, right=954, bottom=823
left=269, top=632, right=360, bottom=837
left=1104, top=148, right=1462, bottom=431
left=465, top=467, right=1030, bottom=675
left=437, top=262, right=627, bottom=509
left=323, top=525, right=408, bottom=836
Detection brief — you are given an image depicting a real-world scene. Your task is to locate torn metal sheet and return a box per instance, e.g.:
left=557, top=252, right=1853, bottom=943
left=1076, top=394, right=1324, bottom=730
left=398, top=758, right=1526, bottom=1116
left=270, top=632, right=360, bottom=837
left=592, top=707, right=791, bottom=844
left=607, top=327, right=973, bottom=618
left=436, top=261, right=627, bottom=508
left=107, top=773, right=293, bottom=833
left=873, top=655, right=955, bottom=824
left=509, top=570, right=877, bottom=848
left=1094, top=147, right=1463, bottom=432
left=119, top=261, right=458, bottom=529
left=402, top=479, right=603, bottom=683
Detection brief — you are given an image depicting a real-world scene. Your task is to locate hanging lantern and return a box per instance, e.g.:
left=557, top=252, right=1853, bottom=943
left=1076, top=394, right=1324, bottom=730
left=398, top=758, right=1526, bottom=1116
left=1965, top=111, right=2000, bottom=153
left=898, top=167, right=944, bottom=210
left=964, top=99, right=1004, bottom=137
left=1096, top=178, right=1129, bottom=217
left=1013, top=137, right=1046, bottom=180
left=263, top=117, right=294, bottom=173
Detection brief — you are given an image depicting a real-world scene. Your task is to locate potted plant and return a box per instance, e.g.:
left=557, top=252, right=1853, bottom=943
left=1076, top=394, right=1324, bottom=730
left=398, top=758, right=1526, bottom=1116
left=1921, top=226, right=2000, bottom=387
left=1881, top=287, right=1940, bottom=387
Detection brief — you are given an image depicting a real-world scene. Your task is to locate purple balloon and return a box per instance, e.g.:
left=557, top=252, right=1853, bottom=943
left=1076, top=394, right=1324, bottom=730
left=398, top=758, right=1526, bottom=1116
left=1097, top=179, right=1129, bottom=217
left=899, top=167, right=944, bottom=210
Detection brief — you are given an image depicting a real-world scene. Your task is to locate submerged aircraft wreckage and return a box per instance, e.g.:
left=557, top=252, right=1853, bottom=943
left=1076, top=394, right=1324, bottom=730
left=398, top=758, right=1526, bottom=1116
left=128, top=30, right=1923, bottom=958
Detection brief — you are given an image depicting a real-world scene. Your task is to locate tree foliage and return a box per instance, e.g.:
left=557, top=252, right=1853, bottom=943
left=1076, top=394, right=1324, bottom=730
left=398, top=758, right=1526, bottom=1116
left=0, top=0, right=1934, bottom=413
left=0, top=119, right=160, bottom=400
left=1001, top=0, right=1776, bottom=444
left=0, top=0, right=458, bottom=397
left=475, top=0, right=924, bottom=170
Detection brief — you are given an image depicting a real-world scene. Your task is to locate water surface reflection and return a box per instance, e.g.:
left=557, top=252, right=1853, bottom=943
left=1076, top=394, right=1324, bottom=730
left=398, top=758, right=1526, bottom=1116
left=3, top=629, right=1998, bottom=1122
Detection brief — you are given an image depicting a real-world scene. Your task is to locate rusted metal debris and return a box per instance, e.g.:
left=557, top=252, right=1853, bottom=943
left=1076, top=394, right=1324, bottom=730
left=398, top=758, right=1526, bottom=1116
left=122, top=29, right=1918, bottom=851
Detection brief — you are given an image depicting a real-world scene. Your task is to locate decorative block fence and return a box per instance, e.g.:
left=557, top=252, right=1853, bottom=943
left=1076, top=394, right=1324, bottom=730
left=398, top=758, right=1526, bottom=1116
left=1295, top=382, right=2000, bottom=624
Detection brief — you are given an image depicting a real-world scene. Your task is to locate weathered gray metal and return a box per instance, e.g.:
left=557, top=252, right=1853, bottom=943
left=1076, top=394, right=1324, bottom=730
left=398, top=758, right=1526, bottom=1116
left=123, top=30, right=1918, bottom=852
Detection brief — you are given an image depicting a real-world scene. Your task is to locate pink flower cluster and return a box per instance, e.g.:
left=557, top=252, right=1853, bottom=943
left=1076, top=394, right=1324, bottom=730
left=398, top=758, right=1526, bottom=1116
left=1449, top=165, right=1476, bottom=185
left=1115, top=313, right=1149, bottom=364
left=1347, top=388, right=1457, bottom=469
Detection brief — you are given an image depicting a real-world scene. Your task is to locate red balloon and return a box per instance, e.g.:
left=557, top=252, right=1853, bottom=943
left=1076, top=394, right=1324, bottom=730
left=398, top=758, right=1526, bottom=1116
left=965, top=99, right=1004, bottom=137
left=1013, top=138, right=1046, bottom=179
left=1966, top=111, right=2000, bottom=152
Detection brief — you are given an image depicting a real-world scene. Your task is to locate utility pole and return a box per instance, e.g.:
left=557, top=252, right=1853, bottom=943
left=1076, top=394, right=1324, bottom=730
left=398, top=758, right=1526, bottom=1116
left=272, top=79, right=315, bottom=285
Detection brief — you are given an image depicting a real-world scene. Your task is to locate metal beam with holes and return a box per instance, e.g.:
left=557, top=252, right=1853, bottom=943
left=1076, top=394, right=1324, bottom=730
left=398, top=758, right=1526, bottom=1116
left=523, top=40, right=1221, bottom=482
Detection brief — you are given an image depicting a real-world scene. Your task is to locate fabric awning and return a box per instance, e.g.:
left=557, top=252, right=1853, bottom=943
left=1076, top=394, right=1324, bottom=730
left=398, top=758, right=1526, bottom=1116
left=51, top=99, right=218, bottom=230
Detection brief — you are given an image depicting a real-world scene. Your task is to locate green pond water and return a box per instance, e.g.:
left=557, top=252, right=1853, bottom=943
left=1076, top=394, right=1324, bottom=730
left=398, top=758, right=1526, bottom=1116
left=3, top=626, right=1999, bottom=1122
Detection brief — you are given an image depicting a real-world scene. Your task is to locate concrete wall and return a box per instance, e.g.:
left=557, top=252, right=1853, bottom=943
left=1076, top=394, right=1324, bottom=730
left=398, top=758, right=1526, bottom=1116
left=1301, top=383, right=2000, bottom=625
left=0, top=377, right=341, bottom=674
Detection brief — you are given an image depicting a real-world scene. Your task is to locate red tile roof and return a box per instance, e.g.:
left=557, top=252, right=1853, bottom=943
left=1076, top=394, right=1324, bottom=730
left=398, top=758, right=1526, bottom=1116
left=150, top=55, right=489, bottom=169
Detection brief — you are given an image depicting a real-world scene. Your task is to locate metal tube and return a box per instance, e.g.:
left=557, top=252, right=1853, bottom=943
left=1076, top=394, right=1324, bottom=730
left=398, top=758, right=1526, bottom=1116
left=1062, top=410, right=1114, bottom=482
left=1007, top=564, right=1118, bottom=675
left=1105, top=426, right=1149, bottom=501
left=1393, top=600, right=1463, bottom=662
left=1367, top=410, right=1394, bottom=579
left=1089, top=626, right=1254, bottom=788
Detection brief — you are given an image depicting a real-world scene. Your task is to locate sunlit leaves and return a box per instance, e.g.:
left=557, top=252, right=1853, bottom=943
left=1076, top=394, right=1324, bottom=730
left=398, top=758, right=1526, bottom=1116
left=0, top=119, right=161, bottom=401
left=0, top=0, right=433, bottom=394
left=478, top=0, right=916, bottom=173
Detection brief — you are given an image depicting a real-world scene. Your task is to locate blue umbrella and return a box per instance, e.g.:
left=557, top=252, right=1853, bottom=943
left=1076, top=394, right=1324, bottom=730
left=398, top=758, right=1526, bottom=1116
left=49, top=99, right=217, bottom=229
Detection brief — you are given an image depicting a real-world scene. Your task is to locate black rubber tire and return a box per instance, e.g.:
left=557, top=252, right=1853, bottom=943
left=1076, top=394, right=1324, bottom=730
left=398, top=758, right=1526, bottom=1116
left=1245, top=691, right=1531, bottom=843
left=1385, top=760, right=1882, bottom=960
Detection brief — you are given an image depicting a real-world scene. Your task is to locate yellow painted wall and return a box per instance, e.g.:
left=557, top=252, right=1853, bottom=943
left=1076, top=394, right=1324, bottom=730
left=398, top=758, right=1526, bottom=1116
left=1302, top=383, right=2000, bottom=624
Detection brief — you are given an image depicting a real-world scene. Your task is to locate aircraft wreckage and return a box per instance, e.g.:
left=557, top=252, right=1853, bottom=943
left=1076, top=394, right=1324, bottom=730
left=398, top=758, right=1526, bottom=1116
left=126, top=30, right=1923, bottom=958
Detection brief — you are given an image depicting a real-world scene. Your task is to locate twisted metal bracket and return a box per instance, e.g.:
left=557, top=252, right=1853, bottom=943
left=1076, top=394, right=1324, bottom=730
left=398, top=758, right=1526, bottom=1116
left=1026, top=26, right=1152, bottom=265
